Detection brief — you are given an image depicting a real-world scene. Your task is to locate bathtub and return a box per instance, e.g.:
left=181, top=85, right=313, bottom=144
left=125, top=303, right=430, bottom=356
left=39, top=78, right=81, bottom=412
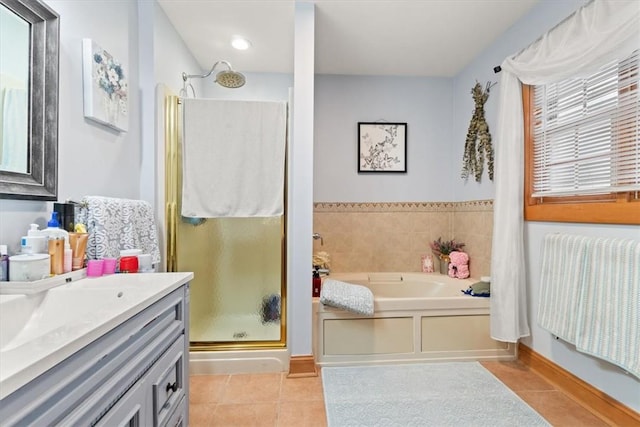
left=313, top=272, right=516, bottom=367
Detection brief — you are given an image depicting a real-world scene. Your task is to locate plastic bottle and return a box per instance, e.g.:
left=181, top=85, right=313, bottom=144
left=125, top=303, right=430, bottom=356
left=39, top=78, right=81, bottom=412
left=0, top=244, right=9, bottom=281
left=43, top=212, right=70, bottom=275
left=43, top=212, right=70, bottom=241
left=45, top=211, right=61, bottom=230
left=49, top=238, right=64, bottom=275
left=20, top=235, right=33, bottom=254
left=64, top=241, right=72, bottom=273
left=312, top=267, right=322, bottom=297
left=21, top=224, right=47, bottom=254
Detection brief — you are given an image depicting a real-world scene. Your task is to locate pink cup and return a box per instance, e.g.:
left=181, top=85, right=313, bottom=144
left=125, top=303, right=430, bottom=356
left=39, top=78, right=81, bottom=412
left=87, top=259, right=104, bottom=277
left=102, top=258, right=117, bottom=274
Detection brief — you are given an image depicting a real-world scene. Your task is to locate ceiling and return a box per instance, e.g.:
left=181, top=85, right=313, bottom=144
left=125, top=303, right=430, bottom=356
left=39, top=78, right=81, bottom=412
left=157, top=0, right=539, bottom=77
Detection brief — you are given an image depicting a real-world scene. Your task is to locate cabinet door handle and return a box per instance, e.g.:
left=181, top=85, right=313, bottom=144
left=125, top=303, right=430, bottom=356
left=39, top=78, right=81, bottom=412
left=166, top=381, right=178, bottom=393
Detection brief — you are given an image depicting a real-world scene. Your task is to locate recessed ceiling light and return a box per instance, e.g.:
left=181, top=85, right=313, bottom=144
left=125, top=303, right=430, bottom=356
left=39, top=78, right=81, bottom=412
left=231, top=37, right=251, bottom=50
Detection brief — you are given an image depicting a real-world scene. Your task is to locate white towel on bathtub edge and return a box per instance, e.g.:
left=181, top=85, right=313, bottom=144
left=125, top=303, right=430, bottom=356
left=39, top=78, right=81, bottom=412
left=320, top=279, right=374, bottom=316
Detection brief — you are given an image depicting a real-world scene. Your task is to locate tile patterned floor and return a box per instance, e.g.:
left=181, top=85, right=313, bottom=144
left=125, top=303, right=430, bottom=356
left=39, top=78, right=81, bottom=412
left=189, top=360, right=610, bottom=426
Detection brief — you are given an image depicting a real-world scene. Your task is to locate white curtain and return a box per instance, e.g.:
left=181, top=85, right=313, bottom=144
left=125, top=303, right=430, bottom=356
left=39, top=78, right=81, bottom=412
left=491, top=0, right=640, bottom=342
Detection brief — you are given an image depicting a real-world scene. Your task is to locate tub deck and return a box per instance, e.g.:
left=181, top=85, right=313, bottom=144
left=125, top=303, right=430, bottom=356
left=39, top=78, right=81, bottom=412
left=313, top=272, right=516, bottom=367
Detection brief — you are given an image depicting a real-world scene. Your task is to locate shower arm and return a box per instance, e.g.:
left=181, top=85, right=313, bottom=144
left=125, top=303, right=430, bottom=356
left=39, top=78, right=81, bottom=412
left=181, top=61, right=234, bottom=98
left=182, top=60, right=232, bottom=82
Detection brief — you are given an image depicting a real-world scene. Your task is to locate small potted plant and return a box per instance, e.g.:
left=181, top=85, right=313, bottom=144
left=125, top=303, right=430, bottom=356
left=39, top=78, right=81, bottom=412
left=430, top=237, right=465, bottom=274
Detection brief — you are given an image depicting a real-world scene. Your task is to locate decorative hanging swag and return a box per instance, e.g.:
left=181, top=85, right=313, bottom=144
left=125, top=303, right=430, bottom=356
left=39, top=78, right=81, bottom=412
left=461, top=81, right=495, bottom=182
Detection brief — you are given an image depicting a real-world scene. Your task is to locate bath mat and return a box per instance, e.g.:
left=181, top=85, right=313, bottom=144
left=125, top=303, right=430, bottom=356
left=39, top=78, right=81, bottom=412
left=322, top=362, right=550, bottom=427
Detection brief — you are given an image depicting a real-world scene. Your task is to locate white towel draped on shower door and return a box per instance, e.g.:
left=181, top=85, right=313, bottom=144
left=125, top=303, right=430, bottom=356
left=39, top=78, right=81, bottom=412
left=181, top=99, right=287, bottom=218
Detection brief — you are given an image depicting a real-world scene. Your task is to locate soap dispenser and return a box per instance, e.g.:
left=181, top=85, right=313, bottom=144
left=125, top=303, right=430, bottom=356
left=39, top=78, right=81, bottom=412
left=21, top=224, right=46, bottom=254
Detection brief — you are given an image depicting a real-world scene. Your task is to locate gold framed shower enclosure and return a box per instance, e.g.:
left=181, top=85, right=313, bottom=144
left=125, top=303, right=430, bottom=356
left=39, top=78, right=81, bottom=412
left=164, top=94, right=287, bottom=351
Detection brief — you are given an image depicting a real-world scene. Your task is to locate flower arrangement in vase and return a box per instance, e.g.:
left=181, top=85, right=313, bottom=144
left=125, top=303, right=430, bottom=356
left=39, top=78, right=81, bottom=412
left=430, top=237, right=465, bottom=274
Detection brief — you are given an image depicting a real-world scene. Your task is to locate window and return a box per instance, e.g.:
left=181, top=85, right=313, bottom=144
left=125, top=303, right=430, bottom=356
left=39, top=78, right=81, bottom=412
left=524, top=49, right=640, bottom=225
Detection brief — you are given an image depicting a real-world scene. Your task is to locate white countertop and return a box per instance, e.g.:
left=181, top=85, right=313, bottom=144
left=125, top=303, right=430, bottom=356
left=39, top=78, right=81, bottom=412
left=0, top=272, right=193, bottom=400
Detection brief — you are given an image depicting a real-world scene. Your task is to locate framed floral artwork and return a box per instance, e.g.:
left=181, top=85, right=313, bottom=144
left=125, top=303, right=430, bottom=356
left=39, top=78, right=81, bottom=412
left=358, top=122, right=407, bottom=173
left=82, top=39, right=128, bottom=132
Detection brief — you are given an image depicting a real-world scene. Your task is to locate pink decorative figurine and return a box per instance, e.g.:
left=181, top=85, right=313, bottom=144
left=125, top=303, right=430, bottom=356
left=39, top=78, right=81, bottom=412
left=448, top=251, right=470, bottom=279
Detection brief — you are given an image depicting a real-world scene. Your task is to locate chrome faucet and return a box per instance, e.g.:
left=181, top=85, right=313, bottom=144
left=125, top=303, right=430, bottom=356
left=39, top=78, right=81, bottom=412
left=312, top=233, right=323, bottom=246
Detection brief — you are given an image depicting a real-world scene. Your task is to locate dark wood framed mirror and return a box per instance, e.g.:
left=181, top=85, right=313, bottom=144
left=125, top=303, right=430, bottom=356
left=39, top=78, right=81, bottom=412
left=0, top=0, right=58, bottom=200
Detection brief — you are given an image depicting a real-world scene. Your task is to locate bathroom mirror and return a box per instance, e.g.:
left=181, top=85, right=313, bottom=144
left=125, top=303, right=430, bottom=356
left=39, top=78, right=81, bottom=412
left=0, top=0, right=59, bottom=200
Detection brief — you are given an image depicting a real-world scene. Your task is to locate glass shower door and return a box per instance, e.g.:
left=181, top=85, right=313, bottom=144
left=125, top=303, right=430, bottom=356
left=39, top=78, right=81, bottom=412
left=166, top=94, right=286, bottom=350
left=177, top=216, right=285, bottom=347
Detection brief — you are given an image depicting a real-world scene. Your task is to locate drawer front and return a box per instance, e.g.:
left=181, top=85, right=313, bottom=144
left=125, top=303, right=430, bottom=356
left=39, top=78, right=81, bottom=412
left=164, top=395, right=186, bottom=427
left=151, top=336, right=186, bottom=426
left=155, top=359, right=178, bottom=413
left=95, top=379, right=148, bottom=427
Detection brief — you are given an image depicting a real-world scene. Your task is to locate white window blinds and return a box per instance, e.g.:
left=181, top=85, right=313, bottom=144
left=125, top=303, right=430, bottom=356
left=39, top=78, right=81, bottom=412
left=532, top=49, right=639, bottom=198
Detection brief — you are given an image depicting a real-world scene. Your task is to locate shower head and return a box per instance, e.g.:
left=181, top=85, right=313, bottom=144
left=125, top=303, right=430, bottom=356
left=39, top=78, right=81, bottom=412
left=215, top=69, right=246, bottom=89
left=180, top=60, right=246, bottom=97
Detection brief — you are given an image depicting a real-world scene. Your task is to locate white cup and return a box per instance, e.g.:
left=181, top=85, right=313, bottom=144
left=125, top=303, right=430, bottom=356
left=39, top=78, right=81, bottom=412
left=137, top=254, right=153, bottom=273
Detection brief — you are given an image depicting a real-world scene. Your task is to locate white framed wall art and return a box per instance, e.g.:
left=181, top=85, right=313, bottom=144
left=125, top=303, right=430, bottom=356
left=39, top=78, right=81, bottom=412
left=82, top=38, right=128, bottom=132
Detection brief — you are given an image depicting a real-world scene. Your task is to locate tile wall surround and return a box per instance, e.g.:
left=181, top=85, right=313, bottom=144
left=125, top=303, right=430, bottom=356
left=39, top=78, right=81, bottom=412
left=313, top=200, right=493, bottom=278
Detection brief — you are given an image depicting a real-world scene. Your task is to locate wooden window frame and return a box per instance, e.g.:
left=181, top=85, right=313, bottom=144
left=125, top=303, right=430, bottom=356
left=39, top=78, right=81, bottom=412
left=523, top=85, right=639, bottom=225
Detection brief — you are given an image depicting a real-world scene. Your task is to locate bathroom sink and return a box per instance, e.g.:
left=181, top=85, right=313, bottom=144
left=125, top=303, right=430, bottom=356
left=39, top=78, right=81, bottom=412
left=0, top=286, right=151, bottom=353
left=0, top=294, right=41, bottom=351
left=0, top=272, right=193, bottom=402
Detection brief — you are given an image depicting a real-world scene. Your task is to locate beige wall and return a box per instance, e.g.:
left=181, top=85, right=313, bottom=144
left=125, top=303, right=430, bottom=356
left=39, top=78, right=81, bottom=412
left=313, top=200, right=493, bottom=278
left=451, top=201, right=494, bottom=278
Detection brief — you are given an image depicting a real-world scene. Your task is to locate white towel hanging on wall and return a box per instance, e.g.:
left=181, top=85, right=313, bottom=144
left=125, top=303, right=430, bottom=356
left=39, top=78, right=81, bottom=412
left=537, top=233, right=592, bottom=344
left=575, top=237, right=640, bottom=379
left=537, top=233, right=640, bottom=379
left=181, top=98, right=287, bottom=218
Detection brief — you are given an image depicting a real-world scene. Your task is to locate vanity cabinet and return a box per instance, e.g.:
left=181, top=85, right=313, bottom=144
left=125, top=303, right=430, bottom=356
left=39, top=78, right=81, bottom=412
left=0, top=284, right=190, bottom=427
